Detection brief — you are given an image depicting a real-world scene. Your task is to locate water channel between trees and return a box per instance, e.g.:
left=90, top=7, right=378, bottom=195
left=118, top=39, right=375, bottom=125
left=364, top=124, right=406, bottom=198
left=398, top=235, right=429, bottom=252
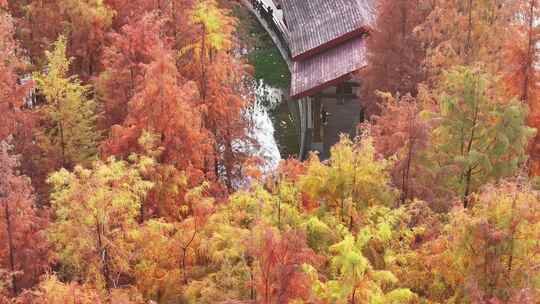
left=234, top=5, right=300, bottom=168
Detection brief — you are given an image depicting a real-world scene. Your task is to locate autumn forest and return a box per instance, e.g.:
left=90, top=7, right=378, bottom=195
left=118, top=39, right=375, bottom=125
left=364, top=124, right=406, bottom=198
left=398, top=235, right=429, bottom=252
left=1, top=0, right=540, bottom=303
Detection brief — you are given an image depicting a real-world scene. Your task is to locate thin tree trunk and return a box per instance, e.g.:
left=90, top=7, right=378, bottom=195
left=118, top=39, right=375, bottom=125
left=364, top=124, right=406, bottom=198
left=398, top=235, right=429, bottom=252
left=96, top=221, right=112, bottom=293
left=264, top=273, right=270, bottom=304
left=402, top=109, right=416, bottom=204
left=249, top=264, right=255, bottom=300
left=129, top=66, right=135, bottom=100
left=463, top=78, right=480, bottom=207
left=139, top=203, right=145, bottom=224
left=277, top=196, right=281, bottom=228
left=507, top=190, right=519, bottom=275
left=201, top=24, right=207, bottom=101
left=402, top=138, right=414, bottom=204
left=87, top=44, right=93, bottom=77
left=341, top=198, right=345, bottom=223
left=401, top=0, right=408, bottom=38
left=463, top=168, right=473, bottom=208
left=522, top=0, right=536, bottom=103
left=465, top=0, right=474, bottom=63
left=172, top=0, right=179, bottom=50
left=3, top=196, right=18, bottom=296
left=59, top=117, right=66, bottom=168
left=56, top=95, right=66, bottom=168
left=224, top=130, right=234, bottom=192
left=181, top=222, right=197, bottom=284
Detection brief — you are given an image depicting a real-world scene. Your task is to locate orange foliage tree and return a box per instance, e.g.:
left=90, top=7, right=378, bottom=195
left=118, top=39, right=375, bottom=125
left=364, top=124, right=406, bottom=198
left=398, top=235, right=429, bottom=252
left=416, top=0, right=517, bottom=82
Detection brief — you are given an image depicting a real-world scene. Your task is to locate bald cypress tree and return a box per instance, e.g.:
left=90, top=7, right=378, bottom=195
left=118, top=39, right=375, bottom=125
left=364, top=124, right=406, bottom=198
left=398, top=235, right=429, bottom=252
left=360, top=0, right=431, bottom=115
left=34, top=36, right=100, bottom=169
left=427, top=66, right=535, bottom=207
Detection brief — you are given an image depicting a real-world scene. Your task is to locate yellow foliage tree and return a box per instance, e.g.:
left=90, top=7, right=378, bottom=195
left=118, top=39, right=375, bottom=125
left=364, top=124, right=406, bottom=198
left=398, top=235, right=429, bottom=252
left=47, top=155, right=153, bottom=294
left=34, top=36, right=100, bottom=168
left=299, top=136, right=397, bottom=228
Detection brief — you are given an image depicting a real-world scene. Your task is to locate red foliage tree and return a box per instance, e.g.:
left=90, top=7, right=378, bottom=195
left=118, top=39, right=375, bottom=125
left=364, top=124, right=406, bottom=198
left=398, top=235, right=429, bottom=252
left=249, top=228, right=321, bottom=304
left=0, top=142, right=48, bottom=296
left=9, top=0, right=114, bottom=80
left=6, top=1, right=64, bottom=66
left=101, top=40, right=218, bottom=217
left=359, top=0, right=430, bottom=115
left=204, top=53, right=252, bottom=190
left=105, top=0, right=195, bottom=44
left=503, top=0, right=540, bottom=175
left=368, top=92, right=433, bottom=205
left=60, top=0, right=115, bottom=79
left=97, top=12, right=166, bottom=129
left=103, top=42, right=210, bottom=171
left=176, top=1, right=252, bottom=190
left=0, top=7, right=44, bottom=204
left=0, top=8, right=33, bottom=141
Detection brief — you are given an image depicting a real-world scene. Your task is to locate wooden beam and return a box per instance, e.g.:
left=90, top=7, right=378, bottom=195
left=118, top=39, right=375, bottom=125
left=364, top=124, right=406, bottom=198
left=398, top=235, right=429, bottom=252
left=316, top=93, right=358, bottom=99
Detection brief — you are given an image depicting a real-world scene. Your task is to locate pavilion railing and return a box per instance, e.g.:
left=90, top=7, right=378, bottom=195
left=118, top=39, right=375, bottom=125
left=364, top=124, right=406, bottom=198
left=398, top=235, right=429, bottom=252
left=249, top=0, right=291, bottom=58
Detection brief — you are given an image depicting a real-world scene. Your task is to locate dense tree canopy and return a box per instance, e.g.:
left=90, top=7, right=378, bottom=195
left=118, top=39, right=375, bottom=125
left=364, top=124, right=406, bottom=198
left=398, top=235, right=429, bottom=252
left=1, top=0, right=540, bottom=303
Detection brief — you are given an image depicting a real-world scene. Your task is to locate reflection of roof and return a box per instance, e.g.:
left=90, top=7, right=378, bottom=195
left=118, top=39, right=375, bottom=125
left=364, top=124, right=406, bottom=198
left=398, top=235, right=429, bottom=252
left=281, top=0, right=374, bottom=99
left=291, top=38, right=367, bottom=99
left=282, top=0, right=371, bottom=60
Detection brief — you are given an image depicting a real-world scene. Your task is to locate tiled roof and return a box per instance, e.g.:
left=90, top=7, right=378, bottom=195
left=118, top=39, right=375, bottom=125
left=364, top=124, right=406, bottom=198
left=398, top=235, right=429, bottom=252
left=290, top=37, right=367, bottom=99
left=282, top=0, right=370, bottom=60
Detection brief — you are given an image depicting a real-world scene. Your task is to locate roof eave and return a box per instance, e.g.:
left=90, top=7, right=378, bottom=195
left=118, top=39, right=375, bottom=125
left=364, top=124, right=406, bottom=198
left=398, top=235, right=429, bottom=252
left=291, top=27, right=369, bottom=61
left=291, top=65, right=367, bottom=100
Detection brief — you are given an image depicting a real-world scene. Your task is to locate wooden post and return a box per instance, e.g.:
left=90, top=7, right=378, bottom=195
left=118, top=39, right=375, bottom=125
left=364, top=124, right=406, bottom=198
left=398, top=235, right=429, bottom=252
left=312, top=96, right=322, bottom=143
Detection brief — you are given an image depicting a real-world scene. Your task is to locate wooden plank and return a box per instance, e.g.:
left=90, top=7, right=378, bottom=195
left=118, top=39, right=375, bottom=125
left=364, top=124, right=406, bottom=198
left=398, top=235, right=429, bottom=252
left=281, top=0, right=372, bottom=60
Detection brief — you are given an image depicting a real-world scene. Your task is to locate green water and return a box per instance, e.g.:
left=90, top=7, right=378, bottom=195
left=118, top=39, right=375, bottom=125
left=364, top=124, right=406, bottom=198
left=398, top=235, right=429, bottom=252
left=234, top=5, right=299, bottom=158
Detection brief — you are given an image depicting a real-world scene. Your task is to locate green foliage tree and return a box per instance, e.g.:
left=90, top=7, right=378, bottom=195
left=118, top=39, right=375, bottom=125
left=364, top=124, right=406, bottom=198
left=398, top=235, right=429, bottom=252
left=47, top=155, right=153, bottom=293
left=426, top=66, right=535, bottom=206
left=34, top=36, right=100, bottom=169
